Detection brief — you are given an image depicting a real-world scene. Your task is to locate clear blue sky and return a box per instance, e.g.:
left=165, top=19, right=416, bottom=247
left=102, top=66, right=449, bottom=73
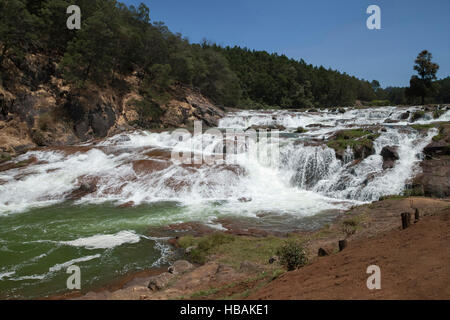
left=122, top=0, right=450, bottom=87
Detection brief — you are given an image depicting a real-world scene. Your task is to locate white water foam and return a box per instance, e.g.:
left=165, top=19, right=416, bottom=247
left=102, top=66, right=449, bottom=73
left=61, top=231, right=141, bottom=250
left=0, top=106, right=446, bottom=217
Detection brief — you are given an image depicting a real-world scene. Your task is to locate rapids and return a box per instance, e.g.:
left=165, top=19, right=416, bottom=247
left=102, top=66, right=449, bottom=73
left=0, top=105, right=448, bottom=298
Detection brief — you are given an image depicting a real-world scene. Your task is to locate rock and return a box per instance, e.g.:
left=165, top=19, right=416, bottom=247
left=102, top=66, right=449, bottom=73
left=384, top=119, right=399, bottom=124
left=400, top=111, right=410, bottom=120
left=338, top=108, right=346, bottom=114
left=147, top=272, right=175, bottom=291
left=0, top=152, right=12, bottom=163
left=268, top=256, right=278, bottom=264
left=238, top=197, right=252, bottom=203
left=380, top=146, right=399, bottom=169
left=318, top=248, right=330, bottom=257
left=247, top=124, right=286, bottom=132
left=413, top=124, right=450, bottom=198
left=68, top=181, right=97, bottom=200
left=167, top=237, right=179, bottom=248
left=168, top=260, right=194, bottom=275
left=410, top=110, right=425, bottom=122
left=118, top=201, right=134, bottom=208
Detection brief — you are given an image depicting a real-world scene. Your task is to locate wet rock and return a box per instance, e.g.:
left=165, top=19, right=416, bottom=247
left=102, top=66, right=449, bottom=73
left=410, top=110, right=425, bottom=122
left=238, top=197, right=252, bottom=203
left=147, top=272, right=175, bottom=291
left=118, top=201, right=135, bottom=208
left=68, top=182, right=97, bottom=200
left=413, top=124, right=450, bottom=197
left=380, top=146, right=399, bottom=169
left=168, top=260, right=194, bottom=275
left=248, top=124, right=286, bottom=131
left=400, top=111, right=410, bottom=120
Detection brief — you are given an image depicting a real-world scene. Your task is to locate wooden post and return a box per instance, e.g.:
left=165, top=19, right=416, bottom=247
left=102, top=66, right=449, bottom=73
left=338, top=240, right=347, bottom=252
left=401, top=212, right=411, bottom=229
left=414, top=208, right=420, bottom=223
left=318, top=248, right=329, bottom=257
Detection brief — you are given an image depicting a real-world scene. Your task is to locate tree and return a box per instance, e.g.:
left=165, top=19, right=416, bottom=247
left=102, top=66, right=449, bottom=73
left=0, top=0, right=37, bottom=70
left=406, top=50, right=439, bottom=104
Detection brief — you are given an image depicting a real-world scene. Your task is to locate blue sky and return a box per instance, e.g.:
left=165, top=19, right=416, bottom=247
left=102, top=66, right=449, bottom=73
left=122, top=0, right=450, bottom=87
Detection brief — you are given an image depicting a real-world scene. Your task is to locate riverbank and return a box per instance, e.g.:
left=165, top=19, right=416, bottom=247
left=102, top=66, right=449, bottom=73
left=72, top=196, right=450, bottom=300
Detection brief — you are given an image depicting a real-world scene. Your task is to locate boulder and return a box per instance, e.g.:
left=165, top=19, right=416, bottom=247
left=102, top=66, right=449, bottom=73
left=268, top=256, right=278, bottom=264
left=399, top=111, right=410, bottom=120
left=318, top=248, right=330, bottom=257
left=380, top=146, right=399, bottom=169
left=168, top=260, right=194, bottom=275
left=147, top=272, right=175, bottom=291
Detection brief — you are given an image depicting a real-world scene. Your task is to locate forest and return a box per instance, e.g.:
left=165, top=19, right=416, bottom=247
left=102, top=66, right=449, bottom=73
left=1, top=0, right=449, bottom=110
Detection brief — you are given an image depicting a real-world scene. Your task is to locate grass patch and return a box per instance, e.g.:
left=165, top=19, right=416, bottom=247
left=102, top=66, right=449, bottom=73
left=411, top=123, right=437, bottom=131
left=326, top=129, right=379, bottom=153
left=179, top=232, right=291, bottom=268
left=295, top=127, right=308, bottom=133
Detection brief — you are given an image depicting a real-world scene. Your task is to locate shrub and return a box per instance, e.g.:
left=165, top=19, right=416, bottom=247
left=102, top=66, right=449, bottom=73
left=276, top=239, right=308, bottom=271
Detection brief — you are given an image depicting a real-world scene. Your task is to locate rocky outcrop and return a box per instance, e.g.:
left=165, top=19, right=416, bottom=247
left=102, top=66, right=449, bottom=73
left=0, top=54, right=226, bottom=159
left=413, top=123, right=450, bottom=197
left=380, top=146, right=399, bottom=169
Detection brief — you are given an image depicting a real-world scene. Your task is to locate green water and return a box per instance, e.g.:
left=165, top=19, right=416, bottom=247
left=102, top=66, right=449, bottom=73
left=0, top=199, right=340, bottom=299
left=0, top=202, right=189, bottom=299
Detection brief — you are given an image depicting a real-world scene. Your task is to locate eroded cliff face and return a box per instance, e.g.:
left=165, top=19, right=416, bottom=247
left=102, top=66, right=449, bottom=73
left=0, top=53, right=225, bottom=158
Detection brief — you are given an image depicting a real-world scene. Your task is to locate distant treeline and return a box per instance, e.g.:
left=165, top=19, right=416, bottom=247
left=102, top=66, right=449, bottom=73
left=1, top=0, right=448, bottom=109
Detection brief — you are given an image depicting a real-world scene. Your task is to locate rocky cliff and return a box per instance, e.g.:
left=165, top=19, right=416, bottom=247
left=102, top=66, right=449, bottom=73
left=0, top=53, right=225, bottom=159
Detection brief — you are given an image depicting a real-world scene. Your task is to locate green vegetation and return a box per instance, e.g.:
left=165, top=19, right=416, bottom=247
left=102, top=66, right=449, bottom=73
left=406, top=50, right=440, bottom=105
left=1, top=0, right=430, bottom=111
left=295, top=127, right=308, bottom=133
left=1, top=1, right=448, bottom=113
left=432, top=125, right=446, bottom=142
left=326, top=129, right=379, bottom=153
left=411, top=123, right=437, bottom=131
left=276, top=239, right=308, bottom=271
left=178, top=232, right=288, bottom=268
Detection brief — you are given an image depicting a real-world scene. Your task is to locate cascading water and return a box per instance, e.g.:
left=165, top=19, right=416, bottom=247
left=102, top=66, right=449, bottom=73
left=0, top=105, right=448, bottom=298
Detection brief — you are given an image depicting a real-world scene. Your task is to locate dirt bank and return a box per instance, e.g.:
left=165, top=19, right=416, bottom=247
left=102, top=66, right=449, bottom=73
left=250, top=203, right=450, bottom=300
